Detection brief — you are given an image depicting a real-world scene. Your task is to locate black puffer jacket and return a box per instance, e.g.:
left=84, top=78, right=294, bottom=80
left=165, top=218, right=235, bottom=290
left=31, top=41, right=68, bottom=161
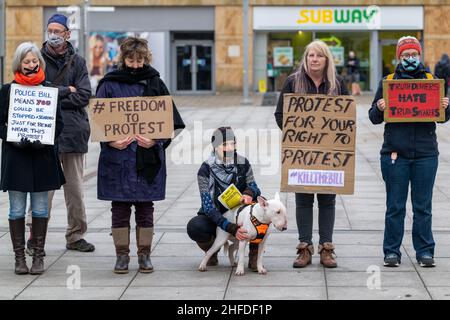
left=369, top=63, right=450, bottom=159
left=41, top=42, right=91, bottom=153
left=274, top=73, right=349, bottom=129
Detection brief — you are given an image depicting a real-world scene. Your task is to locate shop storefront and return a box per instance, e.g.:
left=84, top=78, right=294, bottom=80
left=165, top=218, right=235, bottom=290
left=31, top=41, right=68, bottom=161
left=253, top=6, right=424, bottom=93
left=44, top=6, right=215, bottom=94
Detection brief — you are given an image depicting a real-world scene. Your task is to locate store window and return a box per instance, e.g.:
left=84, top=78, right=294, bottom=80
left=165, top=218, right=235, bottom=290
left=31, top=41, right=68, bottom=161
left=380, top=31, right=423, bottom=77
left=315, top=31, right=370, bottom=91
left=268, top=32, right=313, bottom=91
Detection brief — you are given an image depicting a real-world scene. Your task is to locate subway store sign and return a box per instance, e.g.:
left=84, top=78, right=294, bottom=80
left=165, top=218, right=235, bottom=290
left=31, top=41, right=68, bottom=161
left=297, top=7, right=378, bottom=25
left=253, top=6, right=423, bottom=30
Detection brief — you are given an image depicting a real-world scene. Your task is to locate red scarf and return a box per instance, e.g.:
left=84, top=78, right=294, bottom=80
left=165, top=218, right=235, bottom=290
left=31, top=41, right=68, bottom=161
left=14, top=67, right=45, bottom=86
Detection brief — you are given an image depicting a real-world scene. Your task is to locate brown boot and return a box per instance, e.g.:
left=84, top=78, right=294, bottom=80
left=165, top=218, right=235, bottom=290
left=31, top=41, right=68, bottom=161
left=112, top=227, right=130, bottom=274
left=9, top=218, right=29, bottom=275
left=248, top=243, right=258, bottom=272
left=136, top=226, right=154, bottom=273
left=293, top=242, right=314, bottom=268
left=196, top=238, right=219, bottom=266
left=318, top=242, right=337, bottom=268
left=29, top=217, right=48, bottom=275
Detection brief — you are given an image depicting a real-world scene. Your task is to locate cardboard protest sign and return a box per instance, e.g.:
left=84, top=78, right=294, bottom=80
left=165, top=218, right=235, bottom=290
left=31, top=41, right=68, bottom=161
left=7, top=84, right=58, bottom=145
left=383, top=79, right=444, bottom=122
left=88, top=95, right=174, bottom=142
left=281, top=94, right=356, bottom=194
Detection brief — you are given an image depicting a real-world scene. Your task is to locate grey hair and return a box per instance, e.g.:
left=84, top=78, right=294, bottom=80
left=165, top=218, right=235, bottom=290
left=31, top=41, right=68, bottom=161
left=11, top=42, right=46, bottom=74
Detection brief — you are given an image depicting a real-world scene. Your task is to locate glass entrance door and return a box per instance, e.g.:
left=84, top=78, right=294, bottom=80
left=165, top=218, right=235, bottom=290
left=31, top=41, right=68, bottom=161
left=174, top=42, right=214, bottom=93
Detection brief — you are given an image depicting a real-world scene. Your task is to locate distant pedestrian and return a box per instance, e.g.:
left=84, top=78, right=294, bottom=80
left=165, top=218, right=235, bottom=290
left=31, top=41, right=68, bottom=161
left=96, top=37, right=185, bottom=274
left=187, top=127, right=262, bottom=271
left=346, top=50, right=362, bottom=95
left=274, top=40, right=349, bottom=269
left=0, top=42, right=65, bottom=275
left=369, top=36, right=450, bottom=268
left=434, top=54, right=450, bottom=96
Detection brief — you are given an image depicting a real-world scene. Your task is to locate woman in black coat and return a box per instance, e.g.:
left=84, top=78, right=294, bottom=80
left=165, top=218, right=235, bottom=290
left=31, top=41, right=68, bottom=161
left=274, top=40, right=349, bottom=269
left=0, top=42, right=65, bottom=275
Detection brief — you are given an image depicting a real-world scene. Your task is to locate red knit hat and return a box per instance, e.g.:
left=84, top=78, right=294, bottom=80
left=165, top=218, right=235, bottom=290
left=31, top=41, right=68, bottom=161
left=396, top=36, right=422, bottom=59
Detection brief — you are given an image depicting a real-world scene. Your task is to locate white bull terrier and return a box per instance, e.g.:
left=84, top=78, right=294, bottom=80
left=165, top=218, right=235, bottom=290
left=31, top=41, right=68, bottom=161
left=198, top=192, right=287, bottom=275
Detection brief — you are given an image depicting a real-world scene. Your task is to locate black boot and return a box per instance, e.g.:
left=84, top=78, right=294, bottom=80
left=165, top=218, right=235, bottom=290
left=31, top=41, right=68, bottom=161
left=196, top=237, right=219, bottom=266
left=136, top=226, right=154, bottom=273
left=248, top=242, right=259, bottom=272
left=9, top=218, right=29, bottom=275
left=112, top=227, right=130, bottom=274
left=29, top=217, right=48, bottom=275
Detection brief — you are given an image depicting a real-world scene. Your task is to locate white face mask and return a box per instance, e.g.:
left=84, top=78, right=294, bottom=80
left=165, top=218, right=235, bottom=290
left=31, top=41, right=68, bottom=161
left=47, top=33, right=65, bottom=47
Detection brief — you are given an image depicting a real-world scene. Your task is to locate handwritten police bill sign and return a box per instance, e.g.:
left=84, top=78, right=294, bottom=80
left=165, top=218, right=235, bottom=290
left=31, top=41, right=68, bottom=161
left=88, top=96, right=174, bottom=142
left=281, top=94, right=356, bottom=195
left=383, top=79, right=444, bottom=122
left=7, top=84, right=58, bottom=145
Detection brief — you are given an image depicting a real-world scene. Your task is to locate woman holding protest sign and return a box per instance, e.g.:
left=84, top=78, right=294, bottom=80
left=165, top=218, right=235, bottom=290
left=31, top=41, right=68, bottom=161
left=0, top=42, right=65, bottom=275
left=95, top=37, right=185, bottom=274
left=186, top=126, right=262, bottom=271
left=369, top=36, right=450, bottom=268
left=274, top=40, right=349, bottom=268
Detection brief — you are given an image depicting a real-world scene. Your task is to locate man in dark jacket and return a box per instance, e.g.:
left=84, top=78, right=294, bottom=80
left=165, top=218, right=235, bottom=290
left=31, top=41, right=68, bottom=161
left=39, top=13, right=95, bottom=252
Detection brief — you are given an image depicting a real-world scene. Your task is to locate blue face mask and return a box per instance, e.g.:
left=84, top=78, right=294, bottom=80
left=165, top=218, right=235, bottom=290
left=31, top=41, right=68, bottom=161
left=401, top=57, right=420, bottom=71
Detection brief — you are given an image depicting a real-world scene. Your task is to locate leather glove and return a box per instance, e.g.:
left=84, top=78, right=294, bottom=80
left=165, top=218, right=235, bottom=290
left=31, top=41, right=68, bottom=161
left=31, top=140, right=45, bottom=150
left=225, top=222, right=239, bottom=237
left=12, top=137, right=32, bottom=149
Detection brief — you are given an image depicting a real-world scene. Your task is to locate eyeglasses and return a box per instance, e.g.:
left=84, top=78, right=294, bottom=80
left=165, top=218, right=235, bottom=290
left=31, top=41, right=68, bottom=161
left=46, top=29, right=66, bottom=36
left=401, top=53, right=419, bottom=59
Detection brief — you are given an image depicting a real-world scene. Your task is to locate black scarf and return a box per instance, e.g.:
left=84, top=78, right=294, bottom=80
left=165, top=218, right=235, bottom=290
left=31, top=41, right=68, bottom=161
left=394, top=62, right=429, bottom=79
left=98, top=65, right=185, bottom=184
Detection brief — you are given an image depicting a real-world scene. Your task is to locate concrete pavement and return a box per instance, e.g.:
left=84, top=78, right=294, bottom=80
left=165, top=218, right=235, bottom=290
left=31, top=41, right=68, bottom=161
left=1, top=93, right=450, bottom=300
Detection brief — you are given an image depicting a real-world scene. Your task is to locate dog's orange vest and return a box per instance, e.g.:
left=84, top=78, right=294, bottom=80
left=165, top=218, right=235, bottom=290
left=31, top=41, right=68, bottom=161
left=236, top=204, right=270, bottom=244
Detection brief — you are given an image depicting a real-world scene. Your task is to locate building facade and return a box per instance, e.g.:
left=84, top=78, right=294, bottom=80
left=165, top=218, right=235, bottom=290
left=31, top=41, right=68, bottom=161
left=2, top=1, right=450, bottom=93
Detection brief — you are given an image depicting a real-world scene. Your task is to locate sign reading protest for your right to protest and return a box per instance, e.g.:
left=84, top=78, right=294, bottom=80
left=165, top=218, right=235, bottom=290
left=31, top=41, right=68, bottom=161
left=88, top=95, right=174, bottom=142
left=383, top=79, right=444, bottom=122
left=7, top=83, right=58, bottom=145
left=281, top=94, right=356, bottom=195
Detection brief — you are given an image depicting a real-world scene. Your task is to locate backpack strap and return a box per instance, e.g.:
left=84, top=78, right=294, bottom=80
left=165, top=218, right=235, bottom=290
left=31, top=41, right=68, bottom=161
left=52, top=54, right=76, bottom=86
left=386, top=72, right=433, bottom=80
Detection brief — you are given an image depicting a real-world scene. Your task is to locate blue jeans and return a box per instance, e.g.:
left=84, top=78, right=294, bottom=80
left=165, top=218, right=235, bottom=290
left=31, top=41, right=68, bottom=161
left=380, top=155, right=438, bottom=260
left=9, top=191, right=48, bottom=220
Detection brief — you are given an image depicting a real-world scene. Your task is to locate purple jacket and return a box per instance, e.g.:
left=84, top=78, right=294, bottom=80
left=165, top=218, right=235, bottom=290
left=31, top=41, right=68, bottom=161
left=96, top=79, right=167, bottom=202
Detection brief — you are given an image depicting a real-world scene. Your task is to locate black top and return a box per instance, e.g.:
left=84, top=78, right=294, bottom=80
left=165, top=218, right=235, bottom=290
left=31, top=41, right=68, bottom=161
left=274, top=72, right=349, bottom=130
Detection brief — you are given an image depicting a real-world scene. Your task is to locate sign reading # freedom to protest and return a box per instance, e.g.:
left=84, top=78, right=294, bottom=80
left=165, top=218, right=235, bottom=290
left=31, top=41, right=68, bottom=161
left=281, top=94, right=356, bottom=195
left=383, top=79, right=445, bottom=122
left=7, top=84, right=58, bottom=145
left=88, top=96, right=174, bottom=142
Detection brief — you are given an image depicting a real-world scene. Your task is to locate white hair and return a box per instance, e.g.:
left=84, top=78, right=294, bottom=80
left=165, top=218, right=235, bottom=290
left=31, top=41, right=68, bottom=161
left=11, top=42, right=46, bottom=74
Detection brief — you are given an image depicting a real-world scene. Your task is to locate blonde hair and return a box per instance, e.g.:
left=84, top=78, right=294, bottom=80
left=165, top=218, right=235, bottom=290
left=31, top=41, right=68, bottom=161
left=11, top=42, right=46, bottom=74
left=293, top=40, right=340, bottom=95
left=117, top=37, right=152, bottom=69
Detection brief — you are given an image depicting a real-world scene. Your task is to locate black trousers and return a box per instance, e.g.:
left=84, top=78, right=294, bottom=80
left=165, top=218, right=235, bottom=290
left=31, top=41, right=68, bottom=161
left=295, top=193, right=336, bottom=245
left=187, top=215, right=216, bottom=243
left=111, top=201, right=154, bottom=228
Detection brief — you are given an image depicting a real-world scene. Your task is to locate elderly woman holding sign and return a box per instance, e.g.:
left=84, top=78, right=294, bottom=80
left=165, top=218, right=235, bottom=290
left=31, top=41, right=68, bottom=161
left=95, top=37, right=185, bottom=274
left=274, top=40, right=349, bottom=268
left=0, top=42, right=65, bottom=275
left=369, top=36, right=450, bottom=268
